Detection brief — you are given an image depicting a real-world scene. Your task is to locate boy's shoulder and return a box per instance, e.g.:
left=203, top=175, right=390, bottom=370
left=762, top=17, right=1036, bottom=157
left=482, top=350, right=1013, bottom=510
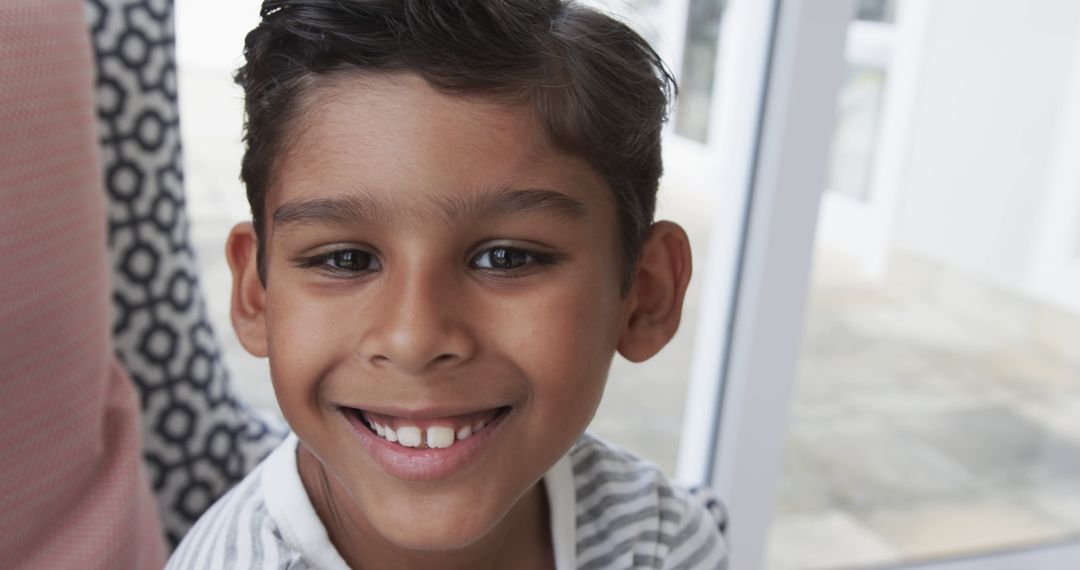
left=166, top=433, right=344, bottom=570
left=563, top=433, right=728, bottom=570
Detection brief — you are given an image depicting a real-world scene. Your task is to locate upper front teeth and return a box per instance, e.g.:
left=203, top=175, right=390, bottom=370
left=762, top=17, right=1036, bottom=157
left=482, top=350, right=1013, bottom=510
left=397, top=426, right=422, bottom=447
left=427, top=426, right=455, bottom=449
left=369, top=421, right=483, bottom=449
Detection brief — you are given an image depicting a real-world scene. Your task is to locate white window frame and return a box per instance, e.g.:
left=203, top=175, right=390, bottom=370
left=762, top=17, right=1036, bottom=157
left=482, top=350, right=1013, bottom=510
left=662, top=0, right=733, bottom=183
left=683, top=2, right=854, bottom=569
left=674, top=0, right=794, bottom=486
left=905, top=541, right=1080, bottom=570
left=815, top=0, right=930, bottom=281
left=1028, top=11, right=1080, bottom=316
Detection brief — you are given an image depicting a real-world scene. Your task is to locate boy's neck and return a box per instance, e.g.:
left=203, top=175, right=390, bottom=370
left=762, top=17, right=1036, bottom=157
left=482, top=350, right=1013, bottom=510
left=297, top=444, right=555, bottom=570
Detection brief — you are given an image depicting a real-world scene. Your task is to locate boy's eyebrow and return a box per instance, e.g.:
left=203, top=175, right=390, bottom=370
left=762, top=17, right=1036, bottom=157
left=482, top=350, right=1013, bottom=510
left=446, top=187, right=588, bottom=220
left=272, top=187, right=588, bottom=232
left=273, top=194, right=380, bottom=230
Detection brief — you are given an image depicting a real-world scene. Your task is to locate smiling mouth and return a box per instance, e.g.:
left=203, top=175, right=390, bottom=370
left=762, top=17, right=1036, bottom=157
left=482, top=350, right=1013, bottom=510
left=342, top=406, right=511, bottom=450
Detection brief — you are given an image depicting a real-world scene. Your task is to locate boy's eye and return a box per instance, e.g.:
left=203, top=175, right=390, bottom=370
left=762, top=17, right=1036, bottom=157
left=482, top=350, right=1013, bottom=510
left=332, top=250, right=368, bottom=270
left=329, top=249, right=378, bottom=271
left=307, top=249, right=381, bottom=273
left=473, top=247, right=532, bottom=270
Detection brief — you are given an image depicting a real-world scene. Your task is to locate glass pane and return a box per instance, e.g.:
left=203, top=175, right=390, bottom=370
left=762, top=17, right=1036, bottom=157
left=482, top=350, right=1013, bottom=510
left=827, top=66, right=887, bottom=201
left=590, top=189, right=715, bottom=475
left=582, top=0, right=666, bottom=50
left=856, top=0, right=897, bottom=23
left=579, top=0, right=714, bottom=477
left=674, top=0, right=727, bottom=143
left=768, top=1, right=1080, bottom=568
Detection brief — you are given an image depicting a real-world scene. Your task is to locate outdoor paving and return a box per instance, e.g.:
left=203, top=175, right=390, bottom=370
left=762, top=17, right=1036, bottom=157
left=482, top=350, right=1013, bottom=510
left=767, top=250, right=1080, bottom=568
left=180, top=65, right=1080, bottom=570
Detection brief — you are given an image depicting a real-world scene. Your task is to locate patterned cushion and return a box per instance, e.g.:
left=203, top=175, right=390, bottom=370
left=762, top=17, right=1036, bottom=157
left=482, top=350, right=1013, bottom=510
left=87, top=0, right=287, bottom=548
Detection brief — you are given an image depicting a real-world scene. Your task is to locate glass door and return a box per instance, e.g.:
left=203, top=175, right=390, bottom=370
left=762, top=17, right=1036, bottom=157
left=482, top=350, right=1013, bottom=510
left=701, top=0, right=1080, bottom=569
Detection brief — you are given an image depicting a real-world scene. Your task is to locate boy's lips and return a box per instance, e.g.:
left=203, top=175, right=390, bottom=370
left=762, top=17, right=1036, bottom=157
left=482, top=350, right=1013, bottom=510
left=339, top=404, right=513, bottom=481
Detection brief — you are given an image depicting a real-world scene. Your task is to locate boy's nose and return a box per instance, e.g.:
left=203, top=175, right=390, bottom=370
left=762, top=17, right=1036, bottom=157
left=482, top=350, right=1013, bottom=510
left=358, top=271, right=477, bottom=374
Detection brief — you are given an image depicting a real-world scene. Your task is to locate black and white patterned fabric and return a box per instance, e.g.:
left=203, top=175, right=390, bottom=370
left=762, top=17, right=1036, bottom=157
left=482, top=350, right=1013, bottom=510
left=86, top=0, right=287, bottom=548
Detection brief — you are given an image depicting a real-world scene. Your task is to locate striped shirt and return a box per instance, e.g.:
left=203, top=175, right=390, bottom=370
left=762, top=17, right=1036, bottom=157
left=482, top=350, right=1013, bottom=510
left=168, top=433, right=727, bottom=569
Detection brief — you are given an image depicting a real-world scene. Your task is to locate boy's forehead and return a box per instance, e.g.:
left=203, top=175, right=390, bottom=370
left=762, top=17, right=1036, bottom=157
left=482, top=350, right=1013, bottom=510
left=267, top=72, right=615, bottom=227
left=289, top=72, right=548, bottom=166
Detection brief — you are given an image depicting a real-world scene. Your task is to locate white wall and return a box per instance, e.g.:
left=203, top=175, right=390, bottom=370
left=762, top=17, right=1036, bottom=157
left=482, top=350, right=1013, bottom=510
left=175, top=0, right=262, bottom=70
left=890, top=0, right=1080, bottom=292
left=175, top=1, right=280, bottom=411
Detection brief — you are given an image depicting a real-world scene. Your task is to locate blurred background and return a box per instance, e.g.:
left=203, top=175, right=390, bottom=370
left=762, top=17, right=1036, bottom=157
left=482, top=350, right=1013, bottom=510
left=176, top=0, right=1080, bottom=568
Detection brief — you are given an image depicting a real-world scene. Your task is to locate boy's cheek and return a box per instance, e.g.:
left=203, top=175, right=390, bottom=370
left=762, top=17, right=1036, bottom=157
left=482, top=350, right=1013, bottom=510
left=264, top=294, right=351, bottom=395
left=266, top=285, right=353, bottom=344
left=515, top=298, right=615, bottom=416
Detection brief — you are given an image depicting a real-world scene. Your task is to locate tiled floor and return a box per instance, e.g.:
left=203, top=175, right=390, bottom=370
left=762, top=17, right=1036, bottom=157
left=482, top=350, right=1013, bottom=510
left=768, top=251, right=1080, bottom=568
left=179, top=65, right=1080, bottom=570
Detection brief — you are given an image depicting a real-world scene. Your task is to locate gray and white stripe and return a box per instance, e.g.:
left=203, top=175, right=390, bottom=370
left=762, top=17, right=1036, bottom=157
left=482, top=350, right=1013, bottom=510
left=168, top=470, right=306, bottom=569
left=571, top=434, right=726, bottom=570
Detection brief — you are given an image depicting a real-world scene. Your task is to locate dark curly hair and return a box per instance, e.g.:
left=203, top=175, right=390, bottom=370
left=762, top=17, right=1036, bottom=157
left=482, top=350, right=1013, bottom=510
left=235, top=0, right=676, bottom=291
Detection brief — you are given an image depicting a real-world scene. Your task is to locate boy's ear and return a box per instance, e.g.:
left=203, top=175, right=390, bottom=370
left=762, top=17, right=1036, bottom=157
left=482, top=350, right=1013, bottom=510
left=226, top=222, right=269, bottom=358
left=617, top=221, right=693, bottom=363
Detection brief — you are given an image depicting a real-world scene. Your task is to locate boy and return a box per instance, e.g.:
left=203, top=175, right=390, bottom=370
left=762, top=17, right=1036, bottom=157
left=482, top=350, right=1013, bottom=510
left=169, top=0, right=727, bottom=568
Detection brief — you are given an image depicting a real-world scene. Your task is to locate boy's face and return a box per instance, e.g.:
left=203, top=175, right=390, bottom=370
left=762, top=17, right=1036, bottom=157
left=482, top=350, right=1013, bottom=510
left=243, top=73, right=634, bottom=549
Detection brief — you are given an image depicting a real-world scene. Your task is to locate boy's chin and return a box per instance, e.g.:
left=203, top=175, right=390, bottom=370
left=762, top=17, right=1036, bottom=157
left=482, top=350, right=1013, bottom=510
left=377, top=522, right=489, bottom=552
left=367, top=499, right=507, bottom=552
left=355, top=478, right=544, bottom=555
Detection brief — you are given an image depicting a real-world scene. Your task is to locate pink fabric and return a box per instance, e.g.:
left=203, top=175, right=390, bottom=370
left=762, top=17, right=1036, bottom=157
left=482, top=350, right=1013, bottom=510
left=0, top=3, right=166, bottom=568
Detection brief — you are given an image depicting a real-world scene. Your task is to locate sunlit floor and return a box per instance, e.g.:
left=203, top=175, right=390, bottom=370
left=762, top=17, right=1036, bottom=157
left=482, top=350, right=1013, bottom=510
left=767, top=250, right=1080, bottom=569
left=181, top=65, right=1080, bottom=570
